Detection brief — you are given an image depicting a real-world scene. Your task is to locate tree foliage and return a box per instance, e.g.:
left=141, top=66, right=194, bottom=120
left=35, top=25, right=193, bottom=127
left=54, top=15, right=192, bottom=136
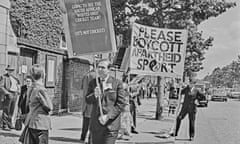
left=111, top=0, right=236, bottom=78
left=10, top=0, right=62, bottom=48
left=204, top=56, right=240, bottom=88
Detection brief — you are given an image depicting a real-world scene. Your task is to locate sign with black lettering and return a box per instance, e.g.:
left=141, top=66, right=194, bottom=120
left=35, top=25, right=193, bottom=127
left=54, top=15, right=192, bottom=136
left=63, top=0, right=116, bottom=56
left=130, top=23, right=187, bottom=77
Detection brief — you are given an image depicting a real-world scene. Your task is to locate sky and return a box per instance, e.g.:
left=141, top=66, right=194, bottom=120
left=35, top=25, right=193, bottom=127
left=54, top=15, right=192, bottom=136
left=197, top=1, right=240, bottom=79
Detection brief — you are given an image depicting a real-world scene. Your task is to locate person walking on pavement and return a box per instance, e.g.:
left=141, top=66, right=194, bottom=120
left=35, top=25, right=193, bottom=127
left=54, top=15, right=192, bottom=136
left=80, top=67, right=95, bottom=142
left=86, top=59, right=127, bottom=144
left=0, top=65, right=20, bottom=130
left=19, top=64, right=53, bottom=144
left=129, top=85, right=141, bottom=134
left=118, top=80, right=132, bottom=140
left=171, top=80, right=203, bottom=141
left=18, top=75, right=33, bottom=123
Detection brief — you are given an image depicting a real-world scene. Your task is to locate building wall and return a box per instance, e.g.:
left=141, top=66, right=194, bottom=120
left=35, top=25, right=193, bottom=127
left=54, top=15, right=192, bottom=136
left=37, top=50, right=66, bottom=113
left=17, top=39, right=68, bottom=114
left=66, top=58, right=90, bottom=112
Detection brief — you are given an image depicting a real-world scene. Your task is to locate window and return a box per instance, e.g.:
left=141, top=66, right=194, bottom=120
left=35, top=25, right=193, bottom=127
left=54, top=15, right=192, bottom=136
left=45, top=55, right=57, bottom=87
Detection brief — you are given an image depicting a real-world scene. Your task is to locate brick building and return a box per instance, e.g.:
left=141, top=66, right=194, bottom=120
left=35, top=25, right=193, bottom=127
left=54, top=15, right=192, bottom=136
left=0, top=0, right=91, bottom=113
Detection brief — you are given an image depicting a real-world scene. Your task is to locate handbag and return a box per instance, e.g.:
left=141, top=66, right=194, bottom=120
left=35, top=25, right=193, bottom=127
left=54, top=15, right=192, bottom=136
left=15, top=118, right=22, bottom=131
left=15, top=110, right=23, bottom=131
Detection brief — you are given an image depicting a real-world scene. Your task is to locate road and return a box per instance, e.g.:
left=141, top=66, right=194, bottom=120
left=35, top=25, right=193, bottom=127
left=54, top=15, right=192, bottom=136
left=175, top=99, right=240, bottom=144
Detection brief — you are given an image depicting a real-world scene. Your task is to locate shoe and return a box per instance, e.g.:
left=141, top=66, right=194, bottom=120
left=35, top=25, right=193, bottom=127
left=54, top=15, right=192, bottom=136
left=131, top=129, right=138, bottom=134
left=189, top=136, right=194, bottom=141
left=79, top=139, right=85, bottom=143
left=2, top=126, right=11, bottom=131
left=170, top=133, right=177, bottom=137
left=117, top=134, right=123, bottom=139
left=8, top=125, right=14, bottom=129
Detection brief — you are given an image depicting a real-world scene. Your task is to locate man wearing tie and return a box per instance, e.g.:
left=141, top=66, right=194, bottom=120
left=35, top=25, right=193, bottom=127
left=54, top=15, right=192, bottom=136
left=86, top=59, right=127, bottom=144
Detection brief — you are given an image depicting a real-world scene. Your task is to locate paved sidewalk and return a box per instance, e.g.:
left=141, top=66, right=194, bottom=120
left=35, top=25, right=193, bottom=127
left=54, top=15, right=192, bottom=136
left=0, top=98, right=175, bottom=144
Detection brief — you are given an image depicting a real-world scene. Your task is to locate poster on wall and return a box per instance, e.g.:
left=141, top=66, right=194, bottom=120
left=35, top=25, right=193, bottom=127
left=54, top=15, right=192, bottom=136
left=62, top=0, right=117, bottom=56
left=130, top=23, right=188, bottom=77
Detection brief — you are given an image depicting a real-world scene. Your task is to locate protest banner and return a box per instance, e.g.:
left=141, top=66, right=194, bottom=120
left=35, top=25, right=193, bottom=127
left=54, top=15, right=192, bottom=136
left=62, top=0, right=116, bottom=56
left=130, top=23, right=187, bottom=77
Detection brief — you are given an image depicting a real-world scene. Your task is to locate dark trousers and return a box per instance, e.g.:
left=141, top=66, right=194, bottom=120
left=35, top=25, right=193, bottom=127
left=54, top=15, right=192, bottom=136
left=2, top=94, right=16, bottom=128
left=81, top=117, right=90, bottom=141
left=130, top=101, right=136, bottom=128
left=175, top=107, right=196, bottom=137
left=91, top=128, right=118, bottom=144
left=28, top=128, right=49, bottom=144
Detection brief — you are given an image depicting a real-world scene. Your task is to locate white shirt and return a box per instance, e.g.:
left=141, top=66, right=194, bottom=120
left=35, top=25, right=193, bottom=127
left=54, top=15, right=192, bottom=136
left=102, top=74, right=112, bottom=90
left=9, top=76, right=19, bottom=92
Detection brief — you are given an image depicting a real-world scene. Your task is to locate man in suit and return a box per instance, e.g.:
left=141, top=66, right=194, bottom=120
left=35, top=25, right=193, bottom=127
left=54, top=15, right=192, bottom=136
left=80, top=68, right=95, bottom=142
left=171, top=80, right=203, bottom=141
left=86, top=59, right=127, bottom=144
left=20, top=64, right=53, bottom=144
left=0, top=65, right=20, bottom=130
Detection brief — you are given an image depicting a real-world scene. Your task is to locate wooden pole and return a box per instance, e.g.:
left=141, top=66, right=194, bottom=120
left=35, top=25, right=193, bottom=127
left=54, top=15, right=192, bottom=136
left=155, top=76, right=163, bottom=120
left=93, top=55, right=103, bottom=116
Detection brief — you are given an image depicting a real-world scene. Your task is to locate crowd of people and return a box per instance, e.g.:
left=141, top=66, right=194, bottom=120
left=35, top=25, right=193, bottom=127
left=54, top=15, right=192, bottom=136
left=0, top=60, right=143, bottom=144
left=80, top=59, right=143, bottom=144
left=0, top=60, right=203, bottom=144
left=0, top=64, right=53, bottom=144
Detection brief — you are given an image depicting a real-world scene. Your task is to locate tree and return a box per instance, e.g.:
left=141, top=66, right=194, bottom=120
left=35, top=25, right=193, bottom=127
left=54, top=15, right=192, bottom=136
left=112, top=0, right=235, bottom=77
left=203, top=57, right=240, bottom=88
left=111, top=0, right=236, bottom=119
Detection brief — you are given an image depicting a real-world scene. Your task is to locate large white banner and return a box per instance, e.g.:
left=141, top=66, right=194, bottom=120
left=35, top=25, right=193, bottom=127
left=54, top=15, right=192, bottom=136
left=130, top=23, right=188, bottom=77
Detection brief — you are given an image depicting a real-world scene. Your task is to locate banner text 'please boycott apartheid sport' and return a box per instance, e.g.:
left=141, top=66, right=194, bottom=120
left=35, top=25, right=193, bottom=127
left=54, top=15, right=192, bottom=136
left=130, top=23, right=188, bottom=77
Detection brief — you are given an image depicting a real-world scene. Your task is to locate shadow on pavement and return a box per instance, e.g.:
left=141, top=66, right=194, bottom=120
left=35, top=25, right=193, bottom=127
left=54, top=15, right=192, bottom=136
left=53, top=112, right=81, bottom=118
left=135, top=142, right=174, bottom=144
left=0, top=131, right=20, bottom=138
left=50, top=137, right=80, bottom=143
left=175, top=138, right=191, bottom=141
left=160, top=118, right=175, bottom=123
left=142, top=131, right=166, bottom=135
left=59, top=128, right=82, bottom=131
left=137, top=114, right=154, bottom=120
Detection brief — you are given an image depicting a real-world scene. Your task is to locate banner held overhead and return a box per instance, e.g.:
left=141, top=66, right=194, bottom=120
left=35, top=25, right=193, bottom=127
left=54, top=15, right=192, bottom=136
left=62, top=0, right=117, bottom=56
left=130, top=23, right=188, bottom=77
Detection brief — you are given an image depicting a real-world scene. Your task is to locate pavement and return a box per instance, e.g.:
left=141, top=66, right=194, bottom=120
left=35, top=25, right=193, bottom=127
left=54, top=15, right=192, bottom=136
left=0, top=98, right=176, bottom=144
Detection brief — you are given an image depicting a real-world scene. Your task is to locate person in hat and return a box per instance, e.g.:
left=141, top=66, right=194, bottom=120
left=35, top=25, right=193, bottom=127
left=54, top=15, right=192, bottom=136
left=0, top=65, right=20, bottom=130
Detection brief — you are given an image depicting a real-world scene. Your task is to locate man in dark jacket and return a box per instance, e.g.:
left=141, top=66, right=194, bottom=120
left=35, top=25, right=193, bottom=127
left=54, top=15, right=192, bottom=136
left=18, top=75, right=33, bottom=122
left=80, top=68, right=95, bottom=142
left=86, top=59, right=127, bottom=144
left=0, top=65, right=20, bottom=130
left=171, top=80, right=203, bottom=141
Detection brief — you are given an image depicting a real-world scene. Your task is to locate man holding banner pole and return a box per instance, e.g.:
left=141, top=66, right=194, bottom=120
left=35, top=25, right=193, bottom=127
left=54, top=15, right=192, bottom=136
left=86, top=59, right=127, bottom=144
left=170, top=79, right=203, bottom=141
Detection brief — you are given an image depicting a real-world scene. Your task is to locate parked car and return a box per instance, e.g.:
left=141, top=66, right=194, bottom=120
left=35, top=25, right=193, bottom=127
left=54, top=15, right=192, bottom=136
left=198, top=93, right=208, bottom=107
left=229, top=91, right=240, bottom=99
left=211, top=88, right=228, bottom=102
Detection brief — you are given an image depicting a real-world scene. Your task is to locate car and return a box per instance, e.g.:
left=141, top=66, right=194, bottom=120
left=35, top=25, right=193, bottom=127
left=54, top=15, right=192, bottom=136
left=211, top=95, right=228, bottom=102
left=211, top=88, right=228, bottom=102
left=229, top=91, right=240, bottom=99
left=198, top=93, right=208, bottom=107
